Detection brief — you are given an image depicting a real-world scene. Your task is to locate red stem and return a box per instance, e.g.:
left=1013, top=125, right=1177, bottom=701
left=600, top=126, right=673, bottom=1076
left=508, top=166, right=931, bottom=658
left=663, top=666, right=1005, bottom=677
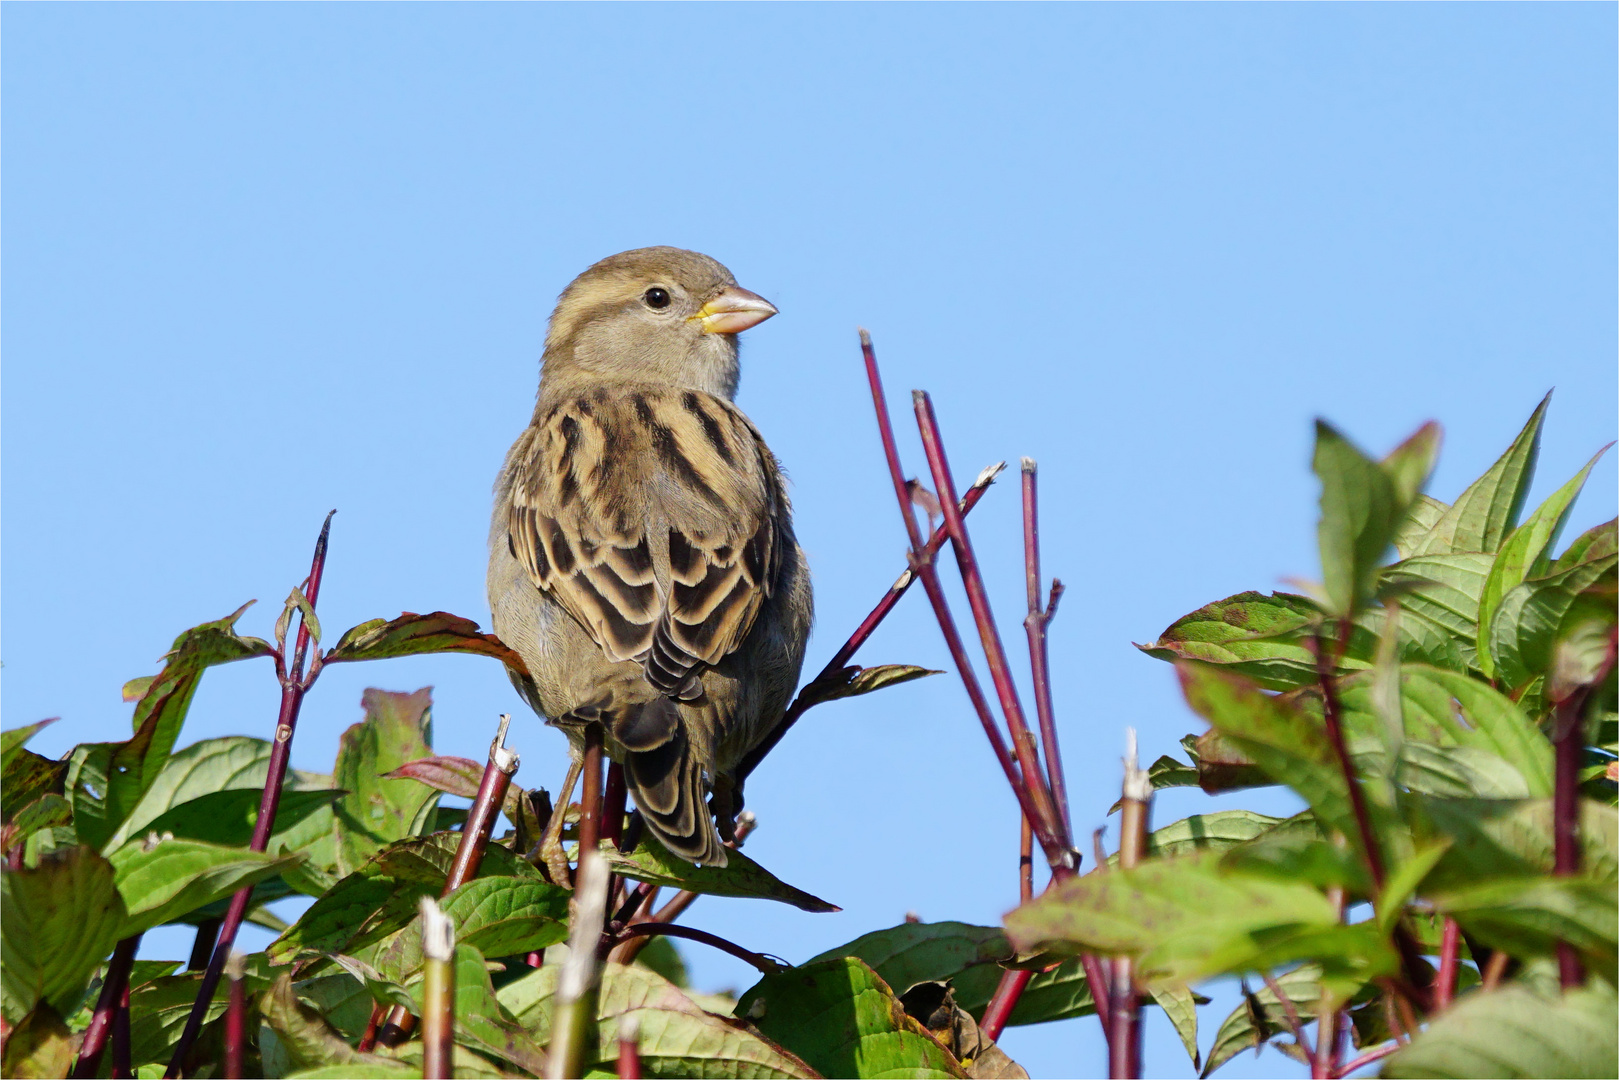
left=617, top=1023, right=643, bottom=1080
left=608, top=922, right=780, bottom=975
left=72, top=934, right=141, bottom=1079
left=223, top=965, right=245, bottom=1080
left=578, top=727, right=604, bottom=877
left=1018, top=814, right=1033, bottom=903
left=914, top=392, right=1068, bottom=858
left=1334, top=1040, right=1401, bottom=1078
left=357, top=1004, right=384, bottom=1053
left=187, top=919, right=221, bottom=972
left=859, top=334, right=1061, bottom=869
left=110, top=981, right=132, bottom=1080
left=602, top=762, right=627, bottom=848
left=1081, top=953, right=1114, bottom=1036
left=1435, top=918, right=1460, bottom=1011
left=1108, top=957, right=1140, bottom=1079
left=1550, top=628, right=1614, bottom=988
left=165, top=511, right=334, bottom=1079
left=979, top=968, right=1033, bottom=1042
left=1022, top=460, right=1072, bottom=840
left=734, top=468, right=997, bottom=786
left=1313, top=623, right=1387, bottom=891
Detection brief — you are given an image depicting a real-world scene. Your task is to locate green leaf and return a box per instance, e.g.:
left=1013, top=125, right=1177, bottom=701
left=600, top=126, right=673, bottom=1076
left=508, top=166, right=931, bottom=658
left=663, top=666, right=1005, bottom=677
left=1478, top=446, right=1611, bottom=678
left=324, top=611, right=530, bottom=673
left=1386, top=667, right=1554, bottom=797
left=0, top=1004, right=74, bottom=1080
left=1, top=719, right=58, bottom=770
left=1375, top=842, right=1451, bottom=936
left=1202, top=966, right=1324, bottom=1077
left=1393, top=496, right=1450, bottom=559
left=333, top=688, right=438, bottom=877
left=3, top=796, right=73, bottom=853
left=792, top=664, right=942, bottom=713
left=1109, top=811, right=1286, bottom=865
left=1435, top=876, right=1617, bottom=985
left=108, top=835, right=303, bottom=937
left=1221, top=814, right=1370, bottom=895
left=69, top=605, right=274, bottom=851
left=736, top=957, right=967, bottom=1079
left=1, top=845, right=129, bottom=1025
left=1377, top=552, right=1495, bottom=672
left=501, top=959, right=819, bottom=1078
left=269, top=831, right=537, bottom=965
left=1176, top=663, right=1364, bottom=844
left=1381, top=983, right=1617, bottom=1078
left=369, top=876, right=570, bottom=985
left=1148, top=981, right=1202, bottom=1072
left=2, top=748, right=70, bottom=830
left=1004, top=853, right=1351, bottom=985
left=1314, top=419, right=1402, bottom=616
left=259, top=973, right=401, bottom=1075
left=1136, top=591, right=1364, bottom=690
left=598, top=835, right=838, bottom=913
left=1409, top=393, right=1550, bottom=557
left=136, top=787, right=343, bottom=852
left=1381, top=423, right=1443, bottom=509
left=1491, top=545, right=1617, bottom=691
left=805, top=921, right=1012, bottom=996
left=106, top=736, right=324, bottom=852
left=1418, top=797, right=1618, bottom=889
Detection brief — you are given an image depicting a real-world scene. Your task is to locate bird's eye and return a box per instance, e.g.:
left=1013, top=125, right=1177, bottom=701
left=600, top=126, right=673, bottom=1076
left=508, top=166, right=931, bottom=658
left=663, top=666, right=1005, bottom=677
left=643, top=287, right=672, bottom=310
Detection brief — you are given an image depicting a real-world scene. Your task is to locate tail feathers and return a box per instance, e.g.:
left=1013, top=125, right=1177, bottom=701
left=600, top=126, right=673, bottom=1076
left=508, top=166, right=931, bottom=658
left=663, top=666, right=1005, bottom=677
left=625, top=728, right=726, bottom=868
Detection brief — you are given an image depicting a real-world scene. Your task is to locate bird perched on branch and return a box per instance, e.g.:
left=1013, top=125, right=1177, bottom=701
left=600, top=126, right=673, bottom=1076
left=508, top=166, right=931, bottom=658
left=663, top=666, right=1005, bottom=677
left=488, top=247, right=812, bottom=866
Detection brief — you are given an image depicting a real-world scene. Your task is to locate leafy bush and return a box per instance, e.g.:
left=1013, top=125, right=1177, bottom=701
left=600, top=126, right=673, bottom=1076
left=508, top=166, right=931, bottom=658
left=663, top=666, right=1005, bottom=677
left=2, top=379, right=1613, bottom=1079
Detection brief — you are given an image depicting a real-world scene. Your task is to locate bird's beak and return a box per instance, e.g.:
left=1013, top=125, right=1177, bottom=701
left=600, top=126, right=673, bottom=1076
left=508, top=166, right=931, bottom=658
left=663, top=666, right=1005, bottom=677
left=690, top=286, right=778, bottom=335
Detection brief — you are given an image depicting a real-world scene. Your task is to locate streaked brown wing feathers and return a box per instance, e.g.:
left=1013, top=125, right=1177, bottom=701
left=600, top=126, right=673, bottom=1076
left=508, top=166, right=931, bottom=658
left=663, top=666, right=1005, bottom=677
left=507, top=389, right=783, bottom=686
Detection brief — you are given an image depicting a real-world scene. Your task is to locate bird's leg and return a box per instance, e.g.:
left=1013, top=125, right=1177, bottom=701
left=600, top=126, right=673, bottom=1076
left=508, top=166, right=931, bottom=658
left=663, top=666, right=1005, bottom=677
left=534, top=757, right=583, bottom=888
left=710, top=776, right=738, bottom=845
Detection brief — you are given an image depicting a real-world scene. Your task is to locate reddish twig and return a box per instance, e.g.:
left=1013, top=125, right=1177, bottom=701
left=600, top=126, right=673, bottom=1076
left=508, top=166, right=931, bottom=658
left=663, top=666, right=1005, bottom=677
left=1108, top=733, right=1150, bottom=1079
left=734, top=465, right=1000, bottom=787
left=1550, top=627, right=1615, bottom=988
left=357, top=1004, right=384, bottom=1053
left=166, top=511, right=334, bottom=1078
left=1021, top=458, right=1072, bottom=838
left=188, top=919, right=221, bottom=972
left=72, top=934, right=141, bottom=1077
left=382, top=714, right=521, bottom=1040
left=607, top=922, right=781, bottom=976
left=617, top=1014, right=643, bottom=1080
left=1334, top=1041, right=1401, bottom=1078
left=1312, top=622, right=1387, bottom=890
left=1081, top=954, right=1114, bottom=1037
left=1435, top=918, right=1460, bottom=1011
left=578, top=726, right=604, bottom=878
left=223, top=952, right=245, bottom=1080
left=1018, top=813, right=1033, bottom=903
left=914, top=391, right=1068, bottom=860
left=980, top=968, right=1033, bottom=1043
left=1258, top=971, right=1314, bottom=1061
left=858, top=334, right=1061, bottom=870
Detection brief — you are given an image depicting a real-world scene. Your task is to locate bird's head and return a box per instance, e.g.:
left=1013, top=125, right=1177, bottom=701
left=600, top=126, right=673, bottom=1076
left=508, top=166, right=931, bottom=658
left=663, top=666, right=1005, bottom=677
left=539, top=247, right=777, bottom=400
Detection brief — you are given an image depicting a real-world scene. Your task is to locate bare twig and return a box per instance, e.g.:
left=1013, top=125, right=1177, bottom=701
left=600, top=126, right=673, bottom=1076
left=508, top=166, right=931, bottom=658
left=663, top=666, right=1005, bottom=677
left=734, top=463, right=1001, bottom=787
left=914, top=391, right=1069, bottom=859
left=188, top=919, right=221, bottom=972
left=73, top=935, right=141, bottom=1078
left=1550, top=627, right=1615, bottom=988
left=1022, top=458, right=1072, bottom=837
left=548, top=852, right=611, bottom=1079
left=578, top=727, right=604, bottom=882
left=979, top=968, right=1034, bottom=1043
left=1109, top=731, right=1150, bottom=1079
left=1018, top=813, right=1033, bottom=903
left=607, top=922, right=782, bottom=976
left=858, top=333, right=1063, bottom=870
left=166, top=511, right=335, bottom=1078
left=223, top=952, right=245, bottom=1080
left=420, top=898, right=456, bottom=1080
left=1435, top=918, right=1460, bottom=1011
left=383, top=714, right=521, bottom=1041
left=1334, top=1041, right=1401, bottom=1078
left=616, top=1013, right=643, bottom=1080
left=1258, top=971, right=1314, bottom=1060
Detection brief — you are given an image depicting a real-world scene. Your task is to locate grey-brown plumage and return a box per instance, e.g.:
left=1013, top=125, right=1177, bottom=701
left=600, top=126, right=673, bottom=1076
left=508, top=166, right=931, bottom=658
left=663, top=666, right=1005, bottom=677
left=488, top=247, right=812, bottom=866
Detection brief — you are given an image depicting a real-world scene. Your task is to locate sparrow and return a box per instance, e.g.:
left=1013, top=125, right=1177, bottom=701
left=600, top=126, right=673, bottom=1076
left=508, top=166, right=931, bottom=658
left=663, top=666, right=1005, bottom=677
left=488, top=247, right=813, bottom=867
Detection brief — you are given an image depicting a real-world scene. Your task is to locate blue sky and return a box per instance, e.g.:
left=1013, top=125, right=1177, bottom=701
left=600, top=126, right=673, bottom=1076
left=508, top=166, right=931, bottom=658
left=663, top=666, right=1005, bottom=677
left=4, top=5, right=1614, bottom=1077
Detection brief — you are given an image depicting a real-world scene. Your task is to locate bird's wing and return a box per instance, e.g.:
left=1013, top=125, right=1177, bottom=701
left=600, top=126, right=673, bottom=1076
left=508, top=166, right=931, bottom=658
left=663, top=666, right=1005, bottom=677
left=508, top=387, right=783, bottom=698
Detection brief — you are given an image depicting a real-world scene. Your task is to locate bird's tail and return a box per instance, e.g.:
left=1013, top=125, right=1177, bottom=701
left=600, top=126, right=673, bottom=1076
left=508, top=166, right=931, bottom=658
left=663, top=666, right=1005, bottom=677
left=624, top=720, right=726, bottom=868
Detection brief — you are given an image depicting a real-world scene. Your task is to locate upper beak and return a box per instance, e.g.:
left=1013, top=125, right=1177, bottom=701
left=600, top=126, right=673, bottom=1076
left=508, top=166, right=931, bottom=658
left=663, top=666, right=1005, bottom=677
left=690, top=285, right=778, bottom=335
